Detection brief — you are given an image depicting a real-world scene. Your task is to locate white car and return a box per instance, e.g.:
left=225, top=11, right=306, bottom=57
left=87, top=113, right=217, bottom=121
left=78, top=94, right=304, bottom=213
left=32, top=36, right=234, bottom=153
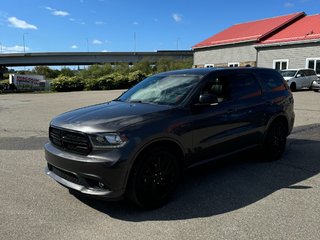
left=280, top=69, right=318, bottom=91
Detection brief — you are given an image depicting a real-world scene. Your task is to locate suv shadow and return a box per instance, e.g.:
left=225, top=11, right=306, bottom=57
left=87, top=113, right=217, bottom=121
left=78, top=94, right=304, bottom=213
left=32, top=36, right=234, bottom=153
left=72, top=123, right=320, bottom=221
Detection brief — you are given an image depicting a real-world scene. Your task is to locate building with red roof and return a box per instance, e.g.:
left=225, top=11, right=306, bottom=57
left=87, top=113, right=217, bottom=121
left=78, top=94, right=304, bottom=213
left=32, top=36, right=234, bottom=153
left=193, top=12, right=320, bottom=75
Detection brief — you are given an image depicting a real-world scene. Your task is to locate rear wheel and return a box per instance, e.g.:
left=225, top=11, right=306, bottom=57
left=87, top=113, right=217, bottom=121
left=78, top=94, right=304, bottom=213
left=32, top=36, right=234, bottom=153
left=127, top=147, right=180, bottom=209
left=262, top=121, right=288, bottom=161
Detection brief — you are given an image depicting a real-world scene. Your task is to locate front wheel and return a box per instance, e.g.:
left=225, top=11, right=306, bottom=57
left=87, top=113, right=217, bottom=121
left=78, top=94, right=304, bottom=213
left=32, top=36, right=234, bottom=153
left=127, top=147, right=180, bottom=209
left=262, top=121, right=288, bottom=161
left=290, top=83, right=296, bottom=92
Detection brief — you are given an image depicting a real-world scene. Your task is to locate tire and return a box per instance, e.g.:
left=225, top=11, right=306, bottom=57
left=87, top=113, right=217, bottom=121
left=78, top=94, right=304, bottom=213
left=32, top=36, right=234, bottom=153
left=262, top=121, right=288, bottom=161
left=127, top=147, right=180, bottom=209
left=290, top=83, right=296, bottom=92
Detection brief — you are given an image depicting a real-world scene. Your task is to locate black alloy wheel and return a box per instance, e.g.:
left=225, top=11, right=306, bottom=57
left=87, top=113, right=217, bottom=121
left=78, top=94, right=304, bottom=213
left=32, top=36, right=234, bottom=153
left=290, top=83, right=296, bottom=92
left=127, top=147, right=180, bottom=209
left=263, top=121, right=288, bottom=161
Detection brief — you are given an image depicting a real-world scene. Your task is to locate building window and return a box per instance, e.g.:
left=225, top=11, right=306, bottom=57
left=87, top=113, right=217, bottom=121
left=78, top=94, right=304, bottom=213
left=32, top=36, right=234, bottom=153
left=273, top=59, right=288, bottom=70
left=228, top=62, right=239, bottom=67
left=306, top=58, right=320, bottom=75
left=204, top=64, right=214, bottom=68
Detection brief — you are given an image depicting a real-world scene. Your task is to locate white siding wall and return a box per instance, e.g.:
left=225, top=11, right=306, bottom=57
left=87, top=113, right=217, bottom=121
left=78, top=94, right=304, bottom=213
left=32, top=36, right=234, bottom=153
left=257, top=43, right=320, bottom=69
left=194, top=43, right=257, bottom=67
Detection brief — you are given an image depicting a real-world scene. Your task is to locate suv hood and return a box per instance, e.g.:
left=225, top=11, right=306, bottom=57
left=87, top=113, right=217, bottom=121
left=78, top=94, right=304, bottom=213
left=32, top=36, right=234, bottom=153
left=283, top=76, right=293, bottom=81
left=51, top=101, right=173, bottom=133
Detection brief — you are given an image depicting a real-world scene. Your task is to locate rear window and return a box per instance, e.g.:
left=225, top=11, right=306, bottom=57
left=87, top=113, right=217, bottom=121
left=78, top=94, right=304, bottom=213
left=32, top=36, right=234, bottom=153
left=260, top=72, right=286, bottom=92
left=228, top=73, right=262, bottom=100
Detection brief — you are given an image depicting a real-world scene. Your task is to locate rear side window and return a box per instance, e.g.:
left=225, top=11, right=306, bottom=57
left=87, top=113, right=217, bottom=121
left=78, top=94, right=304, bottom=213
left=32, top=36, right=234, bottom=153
left=306, top=70, right=316, bottom=76
left=259, top=72, right=286, bottom=92
left=228, top=73, right=262, bottom=100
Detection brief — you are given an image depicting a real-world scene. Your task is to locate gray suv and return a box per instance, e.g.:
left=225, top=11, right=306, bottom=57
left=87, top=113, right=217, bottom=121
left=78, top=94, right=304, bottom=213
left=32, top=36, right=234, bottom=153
left=45, top=67, right=295, bottom=208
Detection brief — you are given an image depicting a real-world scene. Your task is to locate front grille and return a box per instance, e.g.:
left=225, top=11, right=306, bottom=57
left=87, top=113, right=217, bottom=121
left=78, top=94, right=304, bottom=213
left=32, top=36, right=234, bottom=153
left=49, top=126, right=92, bottom=155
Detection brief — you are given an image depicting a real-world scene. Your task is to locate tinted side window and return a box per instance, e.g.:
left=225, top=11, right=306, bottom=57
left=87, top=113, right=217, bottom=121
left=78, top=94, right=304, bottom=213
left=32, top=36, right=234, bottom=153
left=200, top=76, right=229, bottom=103
left=307, top=70, right=316, bottom=76
left=228, top=73, right=262, bottom=100
left=299, top=70, right=307, bottom=77
left=259, top=72, right=286, bottom=92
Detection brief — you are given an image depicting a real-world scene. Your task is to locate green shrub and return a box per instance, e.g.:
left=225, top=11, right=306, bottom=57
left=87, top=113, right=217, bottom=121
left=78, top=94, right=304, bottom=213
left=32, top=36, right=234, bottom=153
left=85, top=76, right=115, bottom=90
left=128, top=70, right=147, bottom=85
left=51, top=76, right=84, bottom=92
left=108, top=73, right=129, bottom=89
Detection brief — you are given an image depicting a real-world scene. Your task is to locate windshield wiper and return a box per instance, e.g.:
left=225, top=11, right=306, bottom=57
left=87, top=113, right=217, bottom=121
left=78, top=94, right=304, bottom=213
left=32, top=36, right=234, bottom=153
left=129, top=100, right=143, bottom=103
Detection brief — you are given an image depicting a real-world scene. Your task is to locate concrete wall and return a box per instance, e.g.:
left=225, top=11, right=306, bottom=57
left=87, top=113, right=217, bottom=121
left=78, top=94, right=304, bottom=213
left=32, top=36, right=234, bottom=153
left=257, top=42, right=320, bottom=69
left=193, top=43, right=257, bottom=67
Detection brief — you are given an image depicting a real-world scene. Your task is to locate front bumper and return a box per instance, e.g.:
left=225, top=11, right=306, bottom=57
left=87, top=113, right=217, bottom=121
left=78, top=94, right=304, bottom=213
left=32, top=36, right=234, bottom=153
left=44, top=142, right=129, bottom=199
left=45, top=166, right=111, bottom=196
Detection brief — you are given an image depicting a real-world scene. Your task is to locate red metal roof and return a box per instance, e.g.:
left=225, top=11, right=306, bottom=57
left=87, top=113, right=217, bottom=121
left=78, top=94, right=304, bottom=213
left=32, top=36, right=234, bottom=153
left=192, top=12, right=305, bottom=49
left=260, top=14, right=320, bottom=45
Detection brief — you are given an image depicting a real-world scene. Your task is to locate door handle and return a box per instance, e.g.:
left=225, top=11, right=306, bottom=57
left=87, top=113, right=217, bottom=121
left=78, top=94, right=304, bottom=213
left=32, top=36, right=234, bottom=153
left=226, top=108, right=236, bottom=114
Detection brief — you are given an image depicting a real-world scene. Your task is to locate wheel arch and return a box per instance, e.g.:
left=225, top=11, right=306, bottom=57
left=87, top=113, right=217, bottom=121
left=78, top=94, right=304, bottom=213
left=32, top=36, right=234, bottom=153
left=124, top=138, right=185, bottom=188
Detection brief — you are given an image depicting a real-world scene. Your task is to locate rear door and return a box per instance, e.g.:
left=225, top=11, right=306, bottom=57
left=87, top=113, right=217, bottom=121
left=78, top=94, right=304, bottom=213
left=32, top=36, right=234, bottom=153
left=190, top=70, right=266, bottom=166
left=226, top=71, right=266, bottom=147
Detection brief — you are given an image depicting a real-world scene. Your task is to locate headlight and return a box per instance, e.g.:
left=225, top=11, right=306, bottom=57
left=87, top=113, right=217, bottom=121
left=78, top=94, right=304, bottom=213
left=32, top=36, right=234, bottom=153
left=89, top=133, right=128, bottom=149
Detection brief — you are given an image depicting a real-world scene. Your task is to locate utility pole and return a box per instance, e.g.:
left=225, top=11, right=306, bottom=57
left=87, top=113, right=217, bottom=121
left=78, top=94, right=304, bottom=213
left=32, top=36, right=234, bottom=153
left=134, top=32, right=137, bottom=53
left=23, top=33, right=28, bottom=53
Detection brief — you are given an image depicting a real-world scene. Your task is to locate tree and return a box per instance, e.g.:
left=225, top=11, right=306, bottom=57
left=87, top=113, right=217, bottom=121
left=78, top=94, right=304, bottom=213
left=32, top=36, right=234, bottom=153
left=33, top=66, right=59, bottom=79
left=60, top=67, right=75, bottom=77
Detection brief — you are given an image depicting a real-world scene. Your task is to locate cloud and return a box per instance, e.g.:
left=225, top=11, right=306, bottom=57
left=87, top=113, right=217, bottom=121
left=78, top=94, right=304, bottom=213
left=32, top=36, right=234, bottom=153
left=45, top=6, right=69, bottom=16
left=1, top=45, right=30, bottom=53
left=284, top=2, right=295, bottom=7
left=71, top=45, right=78, bottom=49
left=172, top=13, right=182, bottom=22
left=133, top=21, right=139, bottom=25
left=53, top=10, right=69, bottom=16
left=95, top=21, right=106, bottom=25
left=101, top=50, right=108, bottom=52
left=8, top=17, right=38, bottom=29
left=92, top=39, right=103, bottom=44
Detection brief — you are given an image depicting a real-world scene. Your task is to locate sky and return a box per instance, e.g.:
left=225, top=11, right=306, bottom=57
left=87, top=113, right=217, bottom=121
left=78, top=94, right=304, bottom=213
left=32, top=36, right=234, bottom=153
left=0, top=0, right=319, bottom=54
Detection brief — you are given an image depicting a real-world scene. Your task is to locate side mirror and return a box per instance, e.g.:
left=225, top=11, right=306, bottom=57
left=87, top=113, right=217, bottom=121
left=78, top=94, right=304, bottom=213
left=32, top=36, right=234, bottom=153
left=198, top=93, right=218, bottom=105
left=296, top=74, right=302, bottom=78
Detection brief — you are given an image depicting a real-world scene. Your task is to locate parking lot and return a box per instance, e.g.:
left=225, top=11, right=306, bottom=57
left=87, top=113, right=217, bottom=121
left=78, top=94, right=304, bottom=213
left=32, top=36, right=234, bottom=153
left=0, top=90, right=320, bottom=240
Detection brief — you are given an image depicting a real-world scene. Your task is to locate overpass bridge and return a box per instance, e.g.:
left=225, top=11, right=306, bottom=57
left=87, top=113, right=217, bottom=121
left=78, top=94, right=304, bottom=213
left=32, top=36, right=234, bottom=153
left=0, top=50, right=193, bottom=67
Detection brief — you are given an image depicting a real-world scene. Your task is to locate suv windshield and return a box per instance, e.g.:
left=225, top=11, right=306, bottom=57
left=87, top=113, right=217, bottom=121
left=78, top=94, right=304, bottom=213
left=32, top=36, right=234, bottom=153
left=280, top=70, right=297, bottom=77
left=118, top=74, right=200, bottom=105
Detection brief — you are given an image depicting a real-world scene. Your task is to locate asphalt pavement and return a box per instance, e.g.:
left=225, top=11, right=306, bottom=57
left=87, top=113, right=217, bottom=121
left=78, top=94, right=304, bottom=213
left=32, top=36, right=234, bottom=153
left=0, top=90, right=320, bottom=240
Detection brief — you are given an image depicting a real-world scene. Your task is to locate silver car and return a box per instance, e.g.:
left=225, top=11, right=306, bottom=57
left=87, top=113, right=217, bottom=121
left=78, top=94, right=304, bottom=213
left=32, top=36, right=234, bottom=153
left=311, top=79, right=320, bottom=92
left=280, top=69, right=318, bottom=91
